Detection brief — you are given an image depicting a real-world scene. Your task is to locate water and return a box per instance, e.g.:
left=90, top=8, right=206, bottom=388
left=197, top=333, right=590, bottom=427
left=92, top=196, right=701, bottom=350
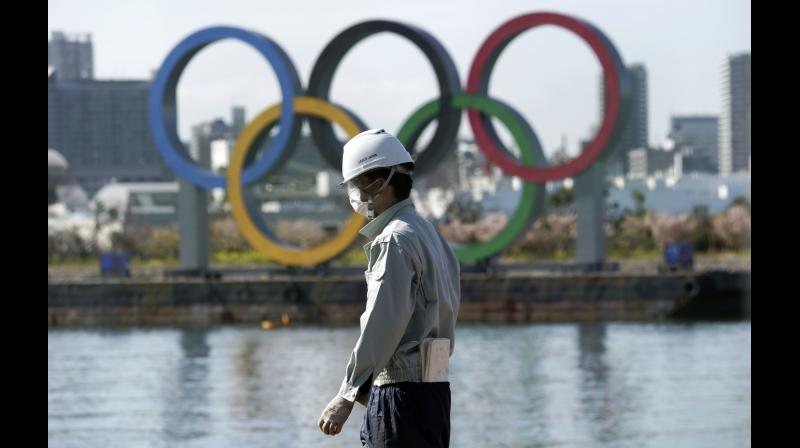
left=48, top=322, right=750, bottom=448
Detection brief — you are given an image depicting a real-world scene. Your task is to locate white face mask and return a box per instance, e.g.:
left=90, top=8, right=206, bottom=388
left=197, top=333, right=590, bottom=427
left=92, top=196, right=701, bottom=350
left=347, top=182, right=373, bottom=219
left=347, top=167, right=397, bottom=220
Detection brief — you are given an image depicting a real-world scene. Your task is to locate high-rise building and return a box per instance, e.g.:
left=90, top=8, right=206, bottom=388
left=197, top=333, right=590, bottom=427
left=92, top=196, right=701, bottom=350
left=719, top=53, right=751, bottom=175
left=601, top=63, right=648, bottom=175
left=670, top=115, right=719, bottom=175
left=48, top=31, right=94, bottom=80
left=231, top=106, right=246, bottom=139
left=48, top=75, right=174, bottom=195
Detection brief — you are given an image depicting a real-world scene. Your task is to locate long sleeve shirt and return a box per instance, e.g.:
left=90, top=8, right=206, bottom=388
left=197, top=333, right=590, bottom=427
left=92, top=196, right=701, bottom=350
left=338, top=198, right=461, bottom=402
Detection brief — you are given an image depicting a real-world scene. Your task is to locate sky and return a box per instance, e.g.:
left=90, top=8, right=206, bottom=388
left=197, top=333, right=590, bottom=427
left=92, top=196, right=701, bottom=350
left=48, top=0, right=751, bottom=158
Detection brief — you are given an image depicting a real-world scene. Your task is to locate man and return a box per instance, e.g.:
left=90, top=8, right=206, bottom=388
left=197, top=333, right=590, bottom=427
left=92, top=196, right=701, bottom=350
left=317, top=129, right=461, bottom=447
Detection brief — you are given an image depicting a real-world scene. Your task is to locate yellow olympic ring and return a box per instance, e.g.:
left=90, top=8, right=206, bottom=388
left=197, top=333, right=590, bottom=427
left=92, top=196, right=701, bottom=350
left=227, top=97, right=367, bottom=266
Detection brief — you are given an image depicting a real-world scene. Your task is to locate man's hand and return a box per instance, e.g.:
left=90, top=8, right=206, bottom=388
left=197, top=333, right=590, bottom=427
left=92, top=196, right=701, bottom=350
left=317, top=395, right=354, bottom=436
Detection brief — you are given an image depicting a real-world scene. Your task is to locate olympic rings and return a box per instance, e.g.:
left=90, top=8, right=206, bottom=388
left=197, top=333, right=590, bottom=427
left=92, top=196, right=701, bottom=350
left=149, top=13, right=631, bottom=266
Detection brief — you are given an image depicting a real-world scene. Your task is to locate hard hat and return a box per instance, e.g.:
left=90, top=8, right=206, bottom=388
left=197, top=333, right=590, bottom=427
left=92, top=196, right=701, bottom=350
left=340, top=128, right=414, bottom=185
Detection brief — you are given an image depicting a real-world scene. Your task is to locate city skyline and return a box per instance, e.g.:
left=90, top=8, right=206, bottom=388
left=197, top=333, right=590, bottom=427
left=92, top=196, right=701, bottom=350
left=48, top=0, right=751, bottom=159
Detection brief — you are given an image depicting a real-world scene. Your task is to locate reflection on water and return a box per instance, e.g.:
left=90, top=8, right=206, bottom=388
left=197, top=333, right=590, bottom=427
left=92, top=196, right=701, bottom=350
left=161, top=329, right=211, bottom=443
left=49, top=322, right=750, bottom=448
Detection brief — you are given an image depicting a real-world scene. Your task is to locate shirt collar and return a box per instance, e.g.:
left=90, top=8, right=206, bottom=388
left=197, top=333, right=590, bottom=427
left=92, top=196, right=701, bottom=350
left=359, top=198, right=415, bottom=241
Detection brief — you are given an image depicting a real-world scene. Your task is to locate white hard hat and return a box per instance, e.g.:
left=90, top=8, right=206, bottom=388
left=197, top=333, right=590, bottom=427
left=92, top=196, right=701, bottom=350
left=340, top=129, right=414, bottom=185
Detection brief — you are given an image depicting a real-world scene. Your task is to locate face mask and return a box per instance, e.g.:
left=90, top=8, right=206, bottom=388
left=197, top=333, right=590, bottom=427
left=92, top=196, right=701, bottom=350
left=347, top=181, right=374, bottom=218
left=347, top=167, right=397, bottom=220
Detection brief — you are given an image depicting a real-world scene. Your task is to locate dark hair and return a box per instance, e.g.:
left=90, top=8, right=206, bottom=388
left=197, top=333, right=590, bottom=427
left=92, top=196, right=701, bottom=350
left=363, top=162, right=414, bottom=200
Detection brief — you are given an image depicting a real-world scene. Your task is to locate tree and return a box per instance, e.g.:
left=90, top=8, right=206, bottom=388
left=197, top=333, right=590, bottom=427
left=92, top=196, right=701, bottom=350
left=631, top=189, right=646, bottom=217
left=548, top=186, right=574, bottom=209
